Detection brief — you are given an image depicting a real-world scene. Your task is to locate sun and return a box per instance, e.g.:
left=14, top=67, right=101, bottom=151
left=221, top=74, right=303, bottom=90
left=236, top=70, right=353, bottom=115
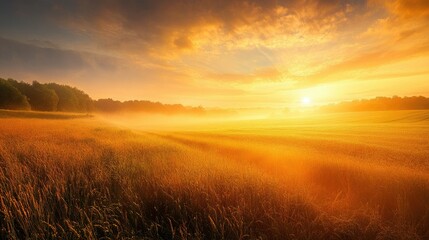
left=300, top=96, right=313, bottom=106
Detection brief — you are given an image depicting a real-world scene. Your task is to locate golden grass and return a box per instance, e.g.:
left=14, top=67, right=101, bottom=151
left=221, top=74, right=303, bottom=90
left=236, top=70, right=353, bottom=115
left=0, top=110, right=429, bottom=239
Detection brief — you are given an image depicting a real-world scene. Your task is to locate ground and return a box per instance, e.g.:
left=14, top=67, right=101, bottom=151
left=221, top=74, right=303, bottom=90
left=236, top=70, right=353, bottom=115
left=0, top=110, right=428, bottom=239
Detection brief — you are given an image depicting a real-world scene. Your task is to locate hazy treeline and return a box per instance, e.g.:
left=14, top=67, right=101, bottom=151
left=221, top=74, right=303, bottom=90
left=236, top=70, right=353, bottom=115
left=0, top=77, right=205, bottom=114
left=4, top=77, right=429, bottom=114
left=94, top=98, right=205, bottom=114
left=0, top=78, right=93, bottom=112
left=321, top=96, right=429, bottom=112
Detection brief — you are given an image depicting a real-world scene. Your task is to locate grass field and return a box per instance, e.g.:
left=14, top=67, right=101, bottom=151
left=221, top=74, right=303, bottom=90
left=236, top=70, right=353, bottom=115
left=0, top=110, right=428, bottom=239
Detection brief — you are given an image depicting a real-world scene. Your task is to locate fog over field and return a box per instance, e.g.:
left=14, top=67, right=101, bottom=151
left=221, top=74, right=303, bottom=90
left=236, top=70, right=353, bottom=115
left=1, top=0, right=429, bottom=239
left=0, top=110, right=428, bottom=239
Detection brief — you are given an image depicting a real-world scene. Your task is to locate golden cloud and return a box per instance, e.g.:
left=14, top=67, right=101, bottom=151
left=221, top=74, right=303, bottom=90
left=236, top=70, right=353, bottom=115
left=47, top=0, right=356, bottom=57
left=207, top=67, right=284, bottom=83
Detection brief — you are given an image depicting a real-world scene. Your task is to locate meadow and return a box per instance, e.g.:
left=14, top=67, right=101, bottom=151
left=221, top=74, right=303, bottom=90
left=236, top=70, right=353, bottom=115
left=0, top=110, right=428, bottom=239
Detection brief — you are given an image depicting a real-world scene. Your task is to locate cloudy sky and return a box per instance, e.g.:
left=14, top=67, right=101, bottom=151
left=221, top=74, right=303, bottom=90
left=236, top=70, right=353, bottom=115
left=1, top=0, right=428, bottom=108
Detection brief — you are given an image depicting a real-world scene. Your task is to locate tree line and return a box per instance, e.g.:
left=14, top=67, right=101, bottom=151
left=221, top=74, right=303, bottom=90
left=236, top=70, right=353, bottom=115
left=320, top=96, right=429, bottom=112
left=0, top=78, right=93, bottom=112
left=0, top=77, right=205, bottom=114
left=94, top=98, right=205, bottom=114
left=5, top=77, right=428, bottom=114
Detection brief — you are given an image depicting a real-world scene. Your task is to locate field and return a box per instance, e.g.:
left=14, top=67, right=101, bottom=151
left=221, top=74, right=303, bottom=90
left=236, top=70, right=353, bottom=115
left=0, top=110, right=429, bottom=239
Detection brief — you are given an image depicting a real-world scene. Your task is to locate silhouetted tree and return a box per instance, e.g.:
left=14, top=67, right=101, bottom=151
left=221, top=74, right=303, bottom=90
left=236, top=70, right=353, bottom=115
left=2, top=78, right=95, bottom=112
left=45, top=83, right=79, bottom=111
left=321, top=96, right=429, bottom=112
left=94, top=99, right=206, bottom=114
left=45, top=83, right=93, bottom=112
left=26, top=81, right=59, bottom=111
left=0, top=78, right=30, bottom=110
left=73, top=88, right=94, bottom=112
left=7, top=78, right=33, bottom=97
left=94, top=98, right=122, bottom=112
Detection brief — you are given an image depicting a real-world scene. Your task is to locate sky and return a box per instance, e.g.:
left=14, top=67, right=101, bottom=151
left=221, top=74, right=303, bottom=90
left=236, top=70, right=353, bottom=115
left=0, top=0, right=429, bottom=108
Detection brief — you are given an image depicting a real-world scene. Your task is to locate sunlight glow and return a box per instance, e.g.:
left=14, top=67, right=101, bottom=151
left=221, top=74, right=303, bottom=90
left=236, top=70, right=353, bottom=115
left=301, top=97, right=313, bottom=106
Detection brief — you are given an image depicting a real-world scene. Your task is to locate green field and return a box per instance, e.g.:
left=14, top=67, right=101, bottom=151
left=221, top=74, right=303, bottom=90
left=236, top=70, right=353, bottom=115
left=0, top=110, right=428, bottom=239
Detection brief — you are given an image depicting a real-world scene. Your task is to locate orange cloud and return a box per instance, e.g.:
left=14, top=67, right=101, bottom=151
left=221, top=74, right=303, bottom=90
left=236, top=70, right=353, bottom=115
left=2, top=0, right=429, bottom=107
left=380, top=0, right=429, bottom=18
left=46, top=0, right=355, bottom=57
left=302, top=41, right=429, bottom=84
left=292, top=0, right=429, bottom=85
left=207, top=67, right=283, bottom=83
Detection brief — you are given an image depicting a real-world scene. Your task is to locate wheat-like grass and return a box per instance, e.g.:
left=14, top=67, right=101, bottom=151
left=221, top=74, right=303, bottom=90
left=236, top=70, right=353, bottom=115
left=0, top=111, right=428, bottom=239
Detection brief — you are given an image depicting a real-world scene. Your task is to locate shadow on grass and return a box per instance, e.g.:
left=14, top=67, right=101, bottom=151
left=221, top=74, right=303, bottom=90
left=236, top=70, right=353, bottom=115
left=0, top=109, right=93, bottom=120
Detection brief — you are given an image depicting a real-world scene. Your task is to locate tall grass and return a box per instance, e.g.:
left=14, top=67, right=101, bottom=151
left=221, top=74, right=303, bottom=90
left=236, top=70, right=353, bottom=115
left=0, top=113, right=428, bottom=239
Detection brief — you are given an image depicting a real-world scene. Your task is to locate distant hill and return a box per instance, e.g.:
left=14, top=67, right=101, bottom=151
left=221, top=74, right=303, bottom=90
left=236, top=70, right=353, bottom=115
left=0, top=77, right=205, bottom=114
left=320, top=96, right=429, bottom=112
